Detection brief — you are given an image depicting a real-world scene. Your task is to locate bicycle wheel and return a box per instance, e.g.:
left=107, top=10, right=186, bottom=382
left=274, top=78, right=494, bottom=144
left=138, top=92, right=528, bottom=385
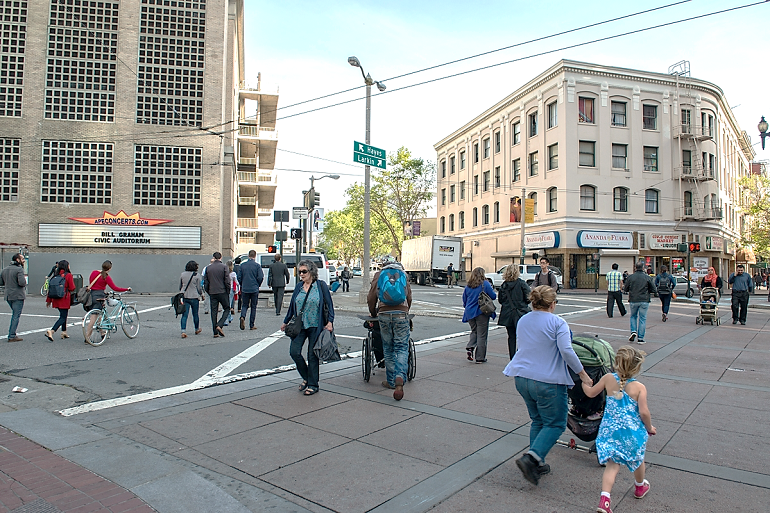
left=362, top=333, right=372, bottom=382
left=121, top=306, right=140, bottom=338
left=407, top=337, right=416, bottom=381
left=83, top=310, right=108, bottom=346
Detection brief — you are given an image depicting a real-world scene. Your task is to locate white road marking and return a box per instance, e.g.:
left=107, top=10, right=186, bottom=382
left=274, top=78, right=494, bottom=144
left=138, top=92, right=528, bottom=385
left=413, top=300, right=441, bottom=306
left=194, top=329, right=284, bottom=382
left=0, top=313, right=60, bottom=318
left=557, top=306, right=606, bottom=317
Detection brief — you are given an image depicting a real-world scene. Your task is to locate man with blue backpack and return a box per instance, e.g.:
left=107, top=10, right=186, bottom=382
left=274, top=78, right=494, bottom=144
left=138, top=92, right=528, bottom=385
left=367, top=262, right=412, bottom=401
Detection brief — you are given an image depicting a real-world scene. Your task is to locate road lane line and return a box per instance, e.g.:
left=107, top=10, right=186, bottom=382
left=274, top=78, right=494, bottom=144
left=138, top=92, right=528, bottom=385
left=194, top=329, right=284, bottom=382
left=557, top=306, right=605, bottom=316
left=0, top=313, right=61, bottom=318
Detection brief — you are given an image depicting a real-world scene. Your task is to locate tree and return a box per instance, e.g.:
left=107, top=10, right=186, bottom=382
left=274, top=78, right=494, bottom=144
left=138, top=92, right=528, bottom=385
left=738, top=174, right=770, bottom=259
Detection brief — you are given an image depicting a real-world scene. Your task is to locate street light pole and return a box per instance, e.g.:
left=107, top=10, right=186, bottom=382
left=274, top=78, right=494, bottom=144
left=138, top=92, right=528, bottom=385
left=759, top=116, right=769, bottom=150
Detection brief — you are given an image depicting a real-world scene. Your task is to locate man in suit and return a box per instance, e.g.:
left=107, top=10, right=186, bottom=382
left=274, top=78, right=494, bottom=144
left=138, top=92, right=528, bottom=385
left=237, top=250, right=264, bottom=330
left=268, top=254, right=291, bottom=316
left=204, top=252, right=231, bottom=338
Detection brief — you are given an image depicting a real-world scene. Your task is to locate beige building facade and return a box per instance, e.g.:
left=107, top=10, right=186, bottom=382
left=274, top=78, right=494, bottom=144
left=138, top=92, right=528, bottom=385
left=0, top=0, right=277, bottom=292
left=434, top=60, right=755, bottom=288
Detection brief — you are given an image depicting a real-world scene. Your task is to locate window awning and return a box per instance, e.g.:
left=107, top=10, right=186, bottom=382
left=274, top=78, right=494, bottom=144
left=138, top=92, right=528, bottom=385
left=735, top=247, right=756, bottom=264
left=599, top=249, right=640, bottom=257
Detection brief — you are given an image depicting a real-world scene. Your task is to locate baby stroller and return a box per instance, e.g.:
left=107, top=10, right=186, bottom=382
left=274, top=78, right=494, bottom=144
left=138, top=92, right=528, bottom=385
left=696, top=286, right=720, bottom=325
left=562, top=334, right=615, bottom=452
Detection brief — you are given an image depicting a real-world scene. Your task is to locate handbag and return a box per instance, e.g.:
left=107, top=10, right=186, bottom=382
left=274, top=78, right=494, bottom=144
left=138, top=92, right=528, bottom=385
left=172, top=272, right=196, bottom=317
left=285, top=284, right=312, bottom=338
left=478, top=290, right=496, bottom=315
left=78, top=274, right=100, bottom=310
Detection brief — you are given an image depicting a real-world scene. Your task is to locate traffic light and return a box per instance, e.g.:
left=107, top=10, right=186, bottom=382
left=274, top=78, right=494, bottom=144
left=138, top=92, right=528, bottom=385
left=688, top=242, right=701, bottom=252
left=306, top=187, right=316, bottom=209
left=313, top=190, right=321, bottom=208
left=267, top=245, right=277, bottom=253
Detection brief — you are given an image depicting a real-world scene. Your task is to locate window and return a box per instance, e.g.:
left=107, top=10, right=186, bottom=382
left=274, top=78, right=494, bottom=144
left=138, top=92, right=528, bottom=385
left=643, top=147, right=658, bottom=172
left=483, top=171, right=490, bottom=192
left=580, top=185, right=595, bottom=211
left=613, top=187, right=628, bottom=212
left=42, top=141, right=114, bottom=204
left=709, top=154, right=716, bottom=177
left=494, top=131, right=501, bottom=153
left=441, top=160, right=446, bottom=178
left=645, top=189, right=659, bottom=214
left=682, top=149, right=692, bottom=171
left=578, top=97, right=594, bottom=123
left=512, top=159, right=521, bottom=182
left=681, top=108, right=692, bottom=130
left=529, top=112, right=538, bottom=137
left=482, top=204, right=490, bottom=225
left=473, top=143, right=479, bottom=163
left=547, top=187, right=557, bottom=212
left=529, top=192, right=537, bottom=216
left=548, top=143, right=558, bottom=170
left=611, top=101, right=626, bottom=126
left=529, top=151, right=538, bottom=176
left=494, top=201, right=500, bottom=223
left=441, top=188, right=446, bottom=205
left=547, top=101, right=557, bottom=128
left=0, top=138, right=20, bottom=202
left=473, top=175, right=479, bottom=195
left=611, top=144, right=627, bottom=169
left=449, top=214, right=454, bottom=231
left=642, top=105, right=657, bottom=130
left=0, top=1, right=26, bottom=117
left=460, top=151, right=466, bottom=169
left=684, top=191, right=693, bottom=216
left=579, top=141, right=595, bottom=167
left=459, top=211, right=465, bottom=229
left=512, top=121, right=521, bottom=145
left=473, top=207, right=478, bottom=227
left=450, top=185, right=456, bottom=203
left=134, top=145, right=202, bottom=206
left=494, top=166, right=501, bottom=188
left=483, top=138, right=490, bottom=159
left=460, top=180, right=465, bottom=200
left=440, top=216, right=445, bottom=233
left=450, top=156, right=455, bottom=174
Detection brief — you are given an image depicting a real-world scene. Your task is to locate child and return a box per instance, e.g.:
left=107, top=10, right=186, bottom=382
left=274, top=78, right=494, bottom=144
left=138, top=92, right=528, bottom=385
left=582, top=345, right=656, bottom=513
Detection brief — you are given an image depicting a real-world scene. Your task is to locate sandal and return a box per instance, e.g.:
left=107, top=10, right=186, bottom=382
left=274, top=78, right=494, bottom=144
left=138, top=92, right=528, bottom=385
left=466, top=348, right=474, bottom=361
left=303, top=388, right=318, bottom=396
left=298, top=381, right=308, bottom=392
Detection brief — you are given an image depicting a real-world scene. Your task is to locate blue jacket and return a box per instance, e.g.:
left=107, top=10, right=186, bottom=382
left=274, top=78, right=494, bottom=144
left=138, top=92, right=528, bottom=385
left=237, top=258, right=264, bottom=294
left=283, top=280, right=335, bottom=344
left=462, top=280, right=497, bottom=321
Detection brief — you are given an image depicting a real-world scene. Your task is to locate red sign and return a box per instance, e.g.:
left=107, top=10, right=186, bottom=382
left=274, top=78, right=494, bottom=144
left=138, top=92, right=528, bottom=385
left=69, top=210, right=172, bottom=226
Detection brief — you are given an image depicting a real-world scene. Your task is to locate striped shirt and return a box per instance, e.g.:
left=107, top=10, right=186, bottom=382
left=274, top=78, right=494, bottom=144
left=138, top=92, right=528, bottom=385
left=606, top=270, right=623, bottom=292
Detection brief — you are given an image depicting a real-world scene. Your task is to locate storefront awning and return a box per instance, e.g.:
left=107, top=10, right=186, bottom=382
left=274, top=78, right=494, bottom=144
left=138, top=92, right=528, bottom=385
left=599, top=249, right=640, bottom=257
left=735, top=247, right=756, bottom=264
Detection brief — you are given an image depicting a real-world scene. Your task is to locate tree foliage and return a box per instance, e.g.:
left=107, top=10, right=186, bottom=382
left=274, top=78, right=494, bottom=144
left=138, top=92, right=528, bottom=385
left=738, top=174, right=770, bottom=259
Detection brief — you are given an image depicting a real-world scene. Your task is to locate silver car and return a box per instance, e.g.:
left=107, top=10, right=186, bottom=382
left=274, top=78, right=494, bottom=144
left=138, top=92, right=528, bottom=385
left=672, top=276, right=698, bottom=298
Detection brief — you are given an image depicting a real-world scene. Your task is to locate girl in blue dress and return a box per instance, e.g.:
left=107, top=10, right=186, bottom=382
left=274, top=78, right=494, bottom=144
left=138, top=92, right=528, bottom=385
left=582, top=346, right=656, bottom=513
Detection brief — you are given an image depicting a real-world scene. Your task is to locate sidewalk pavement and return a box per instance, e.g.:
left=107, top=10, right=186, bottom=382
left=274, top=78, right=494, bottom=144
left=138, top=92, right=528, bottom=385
left=1, top=300, right=769, bottom=512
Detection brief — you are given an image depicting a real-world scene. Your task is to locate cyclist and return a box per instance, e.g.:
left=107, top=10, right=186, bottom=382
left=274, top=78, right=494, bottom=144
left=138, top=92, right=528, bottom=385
left=85, top=261, right=131, bottom=344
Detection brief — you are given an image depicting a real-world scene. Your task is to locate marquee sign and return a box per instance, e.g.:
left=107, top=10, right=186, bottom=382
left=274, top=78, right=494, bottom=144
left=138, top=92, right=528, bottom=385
left=576, top=230, right=633, bottom=249
left=39, top=224, right=201, bottom=249
left=68, top=210, right=172, bottom=226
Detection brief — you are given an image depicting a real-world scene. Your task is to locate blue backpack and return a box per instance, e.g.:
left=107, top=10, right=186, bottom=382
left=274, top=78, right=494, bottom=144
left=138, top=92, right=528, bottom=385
left=377, top=268, right=407, bottom=306
left=48, top=274, right=66, bottom=299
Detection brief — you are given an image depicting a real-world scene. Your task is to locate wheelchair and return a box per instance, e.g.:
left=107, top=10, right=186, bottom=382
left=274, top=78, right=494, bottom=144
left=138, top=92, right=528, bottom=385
left=358, top=314, right=416, bottom=383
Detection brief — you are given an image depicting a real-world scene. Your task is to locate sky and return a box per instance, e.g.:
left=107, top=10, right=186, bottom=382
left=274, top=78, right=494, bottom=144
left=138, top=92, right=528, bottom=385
left=243, top=0, right=770, bottom=228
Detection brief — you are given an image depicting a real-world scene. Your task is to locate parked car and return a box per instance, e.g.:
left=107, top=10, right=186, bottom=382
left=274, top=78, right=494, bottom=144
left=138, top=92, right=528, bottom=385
left=673, top=276, right=698, bottom=298
left=352, top=267, right=363, bottom=277
left=327, top=264, right=340, bottom=281
left=485, top=264, right=561, bottom=292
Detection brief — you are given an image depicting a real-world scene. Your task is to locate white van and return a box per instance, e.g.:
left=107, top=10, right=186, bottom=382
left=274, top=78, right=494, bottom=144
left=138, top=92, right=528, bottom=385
left=236, top=253, right=329, bottom=292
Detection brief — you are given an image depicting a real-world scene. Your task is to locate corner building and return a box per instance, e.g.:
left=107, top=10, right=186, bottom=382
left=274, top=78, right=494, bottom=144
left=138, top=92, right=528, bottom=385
left=434, top=60, right=755, bottom=287
left=0, top=0, right=277, bottom=292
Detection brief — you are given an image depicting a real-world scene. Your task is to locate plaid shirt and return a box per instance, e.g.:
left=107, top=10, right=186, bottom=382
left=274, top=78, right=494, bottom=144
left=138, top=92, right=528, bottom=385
left=606, top=270, right=623, bottom=292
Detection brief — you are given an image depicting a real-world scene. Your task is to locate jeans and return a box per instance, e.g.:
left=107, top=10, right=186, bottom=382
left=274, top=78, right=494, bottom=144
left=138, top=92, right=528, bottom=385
left=240, top=291, right=258, bottom=328
left=629, top=302, right=649, bottom=340
left=659, top=293, right=672, bottom=315
left=379, top=312, right=410, bottom=386
left=227, top=289, right=235, bottom=323
left=570, top=277, right=577, bottom=289
left=52, top=308, right=69, bottom=333
left=210, top=292, right=230, bottom=334
left=731, top=290, right=749, bottom=322
left=341, top=280, right=349, bottom=292
left=606, top=291, right=626, bottom=317
left=515, top=376, right=568, bottom=463
left=467, top=314, right=489, bottom=361
left=6, top=299, right=23, bottom=338
left=273, top=287, right=285, bottom=314
left=289, top=327, right=320, bottom=390
left=181, top=298, right=200, bottom=331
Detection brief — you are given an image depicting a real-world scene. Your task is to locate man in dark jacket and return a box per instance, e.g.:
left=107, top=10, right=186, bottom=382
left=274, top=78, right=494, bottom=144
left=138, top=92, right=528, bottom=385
left=268, top=254, right=290, bottom=317
left=237, top=250, right=264, bottom=330
left=204, top=252, right=231, bottom=338
left=340, top=266, right=352, bottom=292
left=623, top=262, right=656, bottom=345
left=728, top=264, right=754, bottom=325
left=0, top=253, right=26, bottom=342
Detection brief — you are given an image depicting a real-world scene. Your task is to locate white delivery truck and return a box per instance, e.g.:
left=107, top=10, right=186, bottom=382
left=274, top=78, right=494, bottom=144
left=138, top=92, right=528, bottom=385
left=401, top=235, right=462, bottom=286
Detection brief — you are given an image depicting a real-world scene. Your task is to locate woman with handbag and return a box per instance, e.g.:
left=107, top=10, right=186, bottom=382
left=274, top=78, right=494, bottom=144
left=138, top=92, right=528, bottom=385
left=44, top=260, right=76, bottom=341
left=179, top=260, right=204, bottom=338
left=497, top=265, right=531, bottom=359
left=462, top=267, right=496, bottom=363
left=281, top=260, right=334, bottom=396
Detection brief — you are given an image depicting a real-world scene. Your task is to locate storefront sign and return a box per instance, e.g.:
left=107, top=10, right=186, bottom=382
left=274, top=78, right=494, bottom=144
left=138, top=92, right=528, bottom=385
left=39, top=224, right=201, bottom=249
left=648, top=233, right=680, bottom=250
left=576, top=230, right=633, bottom=249
left=69, top=210, right=172, bottom=226
left=524, top=231, right=560, bottom=249
left=725, top=239, right=735, bottom=255
left=704, top=236, right=724, bottom=252
left=693, top=257, right=709, bottom=274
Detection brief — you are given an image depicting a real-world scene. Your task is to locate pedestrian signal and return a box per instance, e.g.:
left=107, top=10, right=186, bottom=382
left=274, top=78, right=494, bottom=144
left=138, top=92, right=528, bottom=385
left=290, top=228, right=302, bottom=239
left=688, top=242, right=701, bottom=252
left=267, top=245, right=277, bottom=253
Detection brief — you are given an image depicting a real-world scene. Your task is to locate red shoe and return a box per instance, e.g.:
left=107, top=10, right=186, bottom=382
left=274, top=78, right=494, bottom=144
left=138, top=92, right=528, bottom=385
left=597, top=495, right=612, bottom=513
left=634, top=479, right=650, bottom=499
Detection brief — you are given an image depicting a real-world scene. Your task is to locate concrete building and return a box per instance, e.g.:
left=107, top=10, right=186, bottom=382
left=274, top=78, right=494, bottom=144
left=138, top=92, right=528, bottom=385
left=434, top=60, right=755, bottom=287
left=0, top=0, right=277, bottom=292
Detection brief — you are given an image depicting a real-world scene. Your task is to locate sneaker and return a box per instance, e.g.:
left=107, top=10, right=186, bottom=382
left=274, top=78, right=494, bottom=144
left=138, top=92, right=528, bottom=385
left=393, top=376, right=404, bottom=401
left=637, top=339, right=646, bottom=345
left=381, top=381, right=395, bottom=389
left=597, top=495, right=612, bottom=513
left=732, top=319, right=738, bottom=324
left=634, top=479, right=650, bottom=499
left=538, top=463, right=551, bottom=476
left=240, top=317, right=245, bottom=330
left=515, top=453, right=540, bottom=485
left=662, top=313, right=667, bottom=322
left=629, top=332, right=637, bottom=342
left=740, top=321, right=746, bottom=325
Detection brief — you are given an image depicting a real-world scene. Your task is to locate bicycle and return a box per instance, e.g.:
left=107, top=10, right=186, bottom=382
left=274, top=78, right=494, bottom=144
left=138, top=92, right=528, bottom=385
left=41, top=277, right=50, bottom=296
left=82, top=292, right=140, bottom=346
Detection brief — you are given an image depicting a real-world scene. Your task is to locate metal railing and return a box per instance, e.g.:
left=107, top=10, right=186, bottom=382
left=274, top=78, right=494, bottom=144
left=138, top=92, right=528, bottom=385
left=238, top=157, right=256, bottom=166
left=238, top=125, right=278, bottom=139
left=236, top=218, right=259, bottom=228
left=238, top=196, right=257, bottom=205
left=237, top=171, right=275, bottom=183
left=673, top=124, right=714, bottom=139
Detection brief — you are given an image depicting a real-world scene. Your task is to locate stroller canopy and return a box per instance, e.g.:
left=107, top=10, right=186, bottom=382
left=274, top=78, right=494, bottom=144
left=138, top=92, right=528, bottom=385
left=572, top=334, right=615, bottom=369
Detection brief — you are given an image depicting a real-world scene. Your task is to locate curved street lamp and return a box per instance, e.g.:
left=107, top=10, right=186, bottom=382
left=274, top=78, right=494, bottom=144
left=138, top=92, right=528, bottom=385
left=758, top=116, right=768, bottom=150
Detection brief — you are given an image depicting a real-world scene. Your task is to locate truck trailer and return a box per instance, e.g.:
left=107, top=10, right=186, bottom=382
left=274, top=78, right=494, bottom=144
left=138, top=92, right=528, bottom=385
left=401, top=235, right=462, bottom=286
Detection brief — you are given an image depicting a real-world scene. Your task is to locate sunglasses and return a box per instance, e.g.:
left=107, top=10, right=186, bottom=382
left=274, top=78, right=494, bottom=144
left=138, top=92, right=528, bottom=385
left=298, top=269, right=309, bottom=275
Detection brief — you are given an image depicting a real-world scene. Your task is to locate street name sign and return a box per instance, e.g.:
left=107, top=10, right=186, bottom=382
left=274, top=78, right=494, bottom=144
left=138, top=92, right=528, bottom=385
left=292, top=207, right=308, bottom=219
left=353, top=141, right=386, bottom=169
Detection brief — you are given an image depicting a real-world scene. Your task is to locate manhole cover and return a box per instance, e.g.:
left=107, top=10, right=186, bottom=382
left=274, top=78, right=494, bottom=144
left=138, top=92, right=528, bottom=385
left=10, top=499, right=63, bottom=513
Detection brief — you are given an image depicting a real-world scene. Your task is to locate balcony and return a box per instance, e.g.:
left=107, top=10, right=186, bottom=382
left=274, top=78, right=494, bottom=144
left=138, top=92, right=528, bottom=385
left=238, top=196, right=257, bottom=205
left=672, top=124, right=714, bottom=140
left=676, top=164, right=715, bottom=181
left=238, top=124, right=278, bottom=141
left=237, top=171, right=276, bottom=184
left=676, top=206, right=723, bottom=221
left=236, top=218, right=259, bottom=228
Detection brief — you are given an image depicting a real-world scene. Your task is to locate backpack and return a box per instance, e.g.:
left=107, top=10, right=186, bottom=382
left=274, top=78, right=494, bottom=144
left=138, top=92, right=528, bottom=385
left=377, top=268, right=407, bottom=306
left=536, top=271, right=555, bottom=288
left=47, top=274, right=66, bottom=299
left=657, top=274, right=672, bottom=294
